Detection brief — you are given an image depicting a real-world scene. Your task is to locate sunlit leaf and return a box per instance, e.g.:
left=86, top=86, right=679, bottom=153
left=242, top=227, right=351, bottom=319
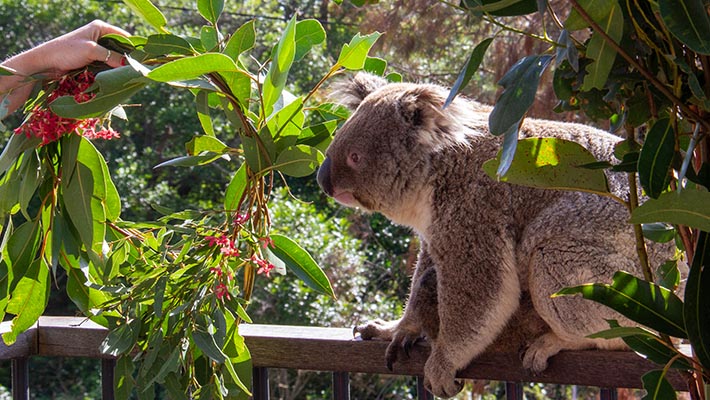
left=0, top=134, right=40, bottom=177
left=489, top=55, right=552, bottom=135
left=196, top=90, right=215, bottom=136
left=147, top=53, right=238, bottom=82
left=336, top=32, right=382, bottom=70
left=274, top=145, right=324, bottom=178
left=564, top=0, right=614, bottom=30
left=224, top=163, right=247, bottom=212
left=224, top=20, right=256, bottom=60
left=123, top=0, right=168, bottom=32
left=270, top=234, right=334, bottom=297
left=630, top=190, right=710, bottom=232
left=193, top=330, right=227, bottom=363
left=364, top=57, right=387, bottom=76
left=294, top=19, right=326, bottom=61
left=263, top=17, right=297, bottom=117
left=186, top=135, right=228, bottom=155
left=144, top=34, right=194, bottom=56
left=2, top=259, right=49, bottom=346
left=554, top=270, right=687, bottom=338
left=101, top=319, right=139, bottom=356
left=198, top=0, right=224, bottom=24
left=482, top=137, right=610, bottom=194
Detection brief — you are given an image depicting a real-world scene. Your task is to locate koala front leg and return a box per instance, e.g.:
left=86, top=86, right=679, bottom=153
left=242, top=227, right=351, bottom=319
left=354, top=246, right=439, bottom=368
left=424, top=236, right=521, bottom=398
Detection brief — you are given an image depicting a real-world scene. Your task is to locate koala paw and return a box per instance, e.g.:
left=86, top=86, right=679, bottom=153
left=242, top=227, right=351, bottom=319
left=522, top=333, right=561, bottom=373
left=353, top=318, right=398, bottom=341
left=423, top=349, right=463, bottom=399
left=384, top=329, right=423, bottom=370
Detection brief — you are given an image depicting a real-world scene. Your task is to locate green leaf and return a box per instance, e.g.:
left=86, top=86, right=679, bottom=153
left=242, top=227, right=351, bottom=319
left=595, top=321, right=692, bottom=369
left=641, top=370, right=677, bottom=400
left=642, top=223, right=676, bottom=244
left=444, top=38, right=493, bottom=108
left=198, top=0, right=224, bottom=24
left=482, top=137, right=610, bottom=194
left=495, top=121, right=520, bottom=178
left=224, top=20, right=256, bottom=60
left=153, top=153, right=225, bottom=169
left=0, top=134, right=40, bottom=177
left=2, top=259, right=49, bottom=346
left=6, top=219, right=41, bottom=279
left=269, top=234, right=334, bottom=297
left=201, top=26, right=219, bottom=51
left=294, top=19, right=326, bottom=61
left=630, top=190, right=710, bottom=232
left=123, top=0, right=168, bottom=33
left=581, top=2, right=623, bottom=91
left=224, top=163, right=247, bottom=212
left=364, top=57, right=387, bottom=76
left=656, top=259, right=681, bottom=291
left=554, top=270, right=687, bottom=338
left=66, top=263, right=110, bottom=325
left=50, top=66, right=148, bottom=119
left=564, top=0, right=614, bottom=30
left=684, top=231, right=710, bottom=370
left=274, top=145, right=324, bottom=177
left=336, top=32, right=382, bottom=70
left=659, top=0, right=710, bottom=55
left=144, top=34, right=194, bottom=56
left=147, top=53, right=238, bottom=82
left=263, top=17, right=297, bottom=117
left=62, top=163, right=106, bottom=253
left=77, top=138, right=121, bottom=222
left=489, top=55, right=553, bottom=135
left=462, top=0, right=538, bottom=16
left=114, top=355, right=135, bottom=400
left=195, top=90, right=215, bottom=136
left=101, top=319, right=139, bottom=356
left=193, top=330, right=227, bottom=363
left=638, top=118, right=675, bottom=199
left=186, top=135, right=228, bottom=155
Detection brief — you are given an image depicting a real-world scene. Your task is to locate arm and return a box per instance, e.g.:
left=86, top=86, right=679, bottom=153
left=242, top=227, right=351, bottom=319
left=1, top=20, right=129, bottom=117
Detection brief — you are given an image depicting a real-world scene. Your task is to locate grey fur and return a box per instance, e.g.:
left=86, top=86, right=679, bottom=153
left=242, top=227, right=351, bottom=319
left=316, top=73, right=672, bottom=398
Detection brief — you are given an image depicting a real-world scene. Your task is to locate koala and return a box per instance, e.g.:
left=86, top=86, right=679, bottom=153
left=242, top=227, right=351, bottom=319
left=316, top=73, right=672, bottom=398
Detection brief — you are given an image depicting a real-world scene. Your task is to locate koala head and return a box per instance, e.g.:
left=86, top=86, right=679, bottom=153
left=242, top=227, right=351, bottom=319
left=317, top=73, right=473, bottom=228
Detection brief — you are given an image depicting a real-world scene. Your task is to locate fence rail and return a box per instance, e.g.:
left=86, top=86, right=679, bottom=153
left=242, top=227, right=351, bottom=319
left=0, top=316, right=688, bottom=399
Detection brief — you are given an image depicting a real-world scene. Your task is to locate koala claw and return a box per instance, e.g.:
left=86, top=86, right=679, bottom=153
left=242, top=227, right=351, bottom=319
left=424, top=350, right=463, bottom=398
left=384, top=329, right=422, bottom=371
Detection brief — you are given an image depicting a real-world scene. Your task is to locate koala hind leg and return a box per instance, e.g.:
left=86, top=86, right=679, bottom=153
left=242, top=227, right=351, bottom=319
left=525, top=237, right=633, bottom=371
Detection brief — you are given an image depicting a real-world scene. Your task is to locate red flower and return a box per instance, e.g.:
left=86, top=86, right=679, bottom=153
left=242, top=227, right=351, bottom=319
left=14, top=69, right=120, bottom=145
left=205, top=235, right=240, bottom=257
left=251, top=254, right=275, bottom=277
left=259, top=236, right=274, bottom=249
left=214, top=283, right=231, bottom=301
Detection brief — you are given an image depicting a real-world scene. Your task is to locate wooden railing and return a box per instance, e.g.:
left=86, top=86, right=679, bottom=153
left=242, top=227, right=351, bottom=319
left=0, top=316, right=688, bottom=399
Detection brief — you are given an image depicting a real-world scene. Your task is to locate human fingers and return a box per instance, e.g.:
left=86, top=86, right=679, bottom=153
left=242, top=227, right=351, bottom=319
left=95, top=45, right=126, bottom=68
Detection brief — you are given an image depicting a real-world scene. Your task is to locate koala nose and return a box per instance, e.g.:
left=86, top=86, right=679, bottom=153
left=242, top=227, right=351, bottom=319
left=317, top=156, right=333, bottom=196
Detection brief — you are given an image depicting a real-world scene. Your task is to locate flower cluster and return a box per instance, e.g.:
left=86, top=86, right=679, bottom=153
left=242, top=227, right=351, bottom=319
left=252, top=254, right=275, bottom=277
left=14, top=69, right=119, bottom=145
left=205, top=234, right=240, bottom=257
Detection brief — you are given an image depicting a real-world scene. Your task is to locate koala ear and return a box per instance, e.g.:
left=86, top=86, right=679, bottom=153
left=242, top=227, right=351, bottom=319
left=397, top=86, right=445, bottom=127
left=331, top=72, right=389, bottom=110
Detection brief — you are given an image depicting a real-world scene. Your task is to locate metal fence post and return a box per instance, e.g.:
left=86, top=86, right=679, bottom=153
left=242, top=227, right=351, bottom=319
left=332, top=371, right=350, bottom=400
left=252, top=367, right=270, bottom=400
left=505, top=381, right=523, bottom=400
left=11, top=357, right=29, bottom=400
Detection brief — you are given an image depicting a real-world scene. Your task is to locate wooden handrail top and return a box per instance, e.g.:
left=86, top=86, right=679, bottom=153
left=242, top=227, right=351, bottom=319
left=0, top=317, right=688, bottom=390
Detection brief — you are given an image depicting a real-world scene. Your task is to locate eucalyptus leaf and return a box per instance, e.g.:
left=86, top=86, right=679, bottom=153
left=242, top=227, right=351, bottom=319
left=224, top=163, right=247, bottom=213
left=364, top=57, right=387, bottom=76
left=489, top=55, right=553, bottom=135
left=444, top=38, right=494, bottom=108
left=2, top=259, right=49, bottom=346
left=482, top=137, right=610, bottom=194
left=144, top=34, right=194, bottom=56
left=263, top=17, right=297, bottom=117
left=630, top=190, right=710, bottom=232
left=224, top=20, right=256, bottom=60
left=294, top=19, right=326, bottom=61
left=198, top=0, right=224, bottom=24
left=269, top=234, right=334, bottom=297
left=273, top=145, right=324, bottom=178
left=336, top=32, right=382, bottom=70
left=122, top=0, right=167, bottom=32
left=658, top=0, right=710, bottom=55
left=147, top=53, right=238, bottom=82
left=641, top=370, right=677, bottom=400
left=554, top=270, right=687, bottom=338
left=581, top=2, right=623, bottom=91
left=638, top=118, right=675, bottom=199
left=684, top=231, right=710, bottom=370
